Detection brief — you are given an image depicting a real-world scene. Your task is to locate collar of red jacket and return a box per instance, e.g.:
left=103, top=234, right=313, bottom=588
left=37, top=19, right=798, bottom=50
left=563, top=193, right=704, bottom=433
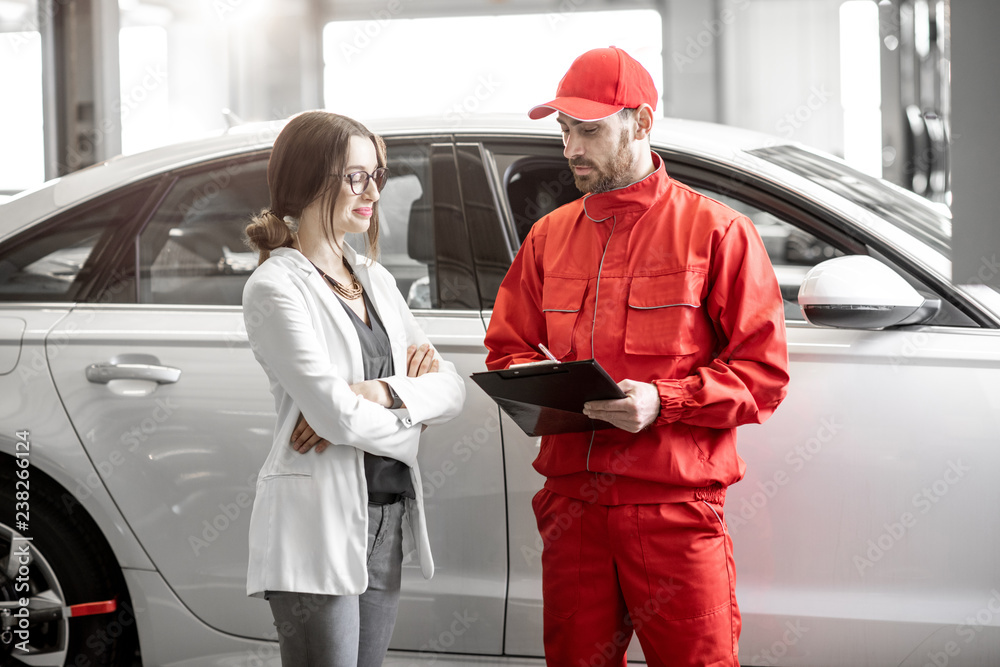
left=581, top=151, right=668, bottom=223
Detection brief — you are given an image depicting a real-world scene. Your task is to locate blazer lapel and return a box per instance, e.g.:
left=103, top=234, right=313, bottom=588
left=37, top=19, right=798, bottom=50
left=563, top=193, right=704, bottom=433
left=272, top=247, right=365, bottom=383
left=345, top=245, right=409, bottom=376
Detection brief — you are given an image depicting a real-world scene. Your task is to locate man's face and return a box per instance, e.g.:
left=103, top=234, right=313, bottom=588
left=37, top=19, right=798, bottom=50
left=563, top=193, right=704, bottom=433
left=557, top=112, right=637, bottom=194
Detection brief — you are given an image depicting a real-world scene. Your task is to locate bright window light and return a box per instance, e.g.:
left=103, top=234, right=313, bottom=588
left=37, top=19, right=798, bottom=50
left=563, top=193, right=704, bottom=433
left=840, top=1, right=882, bottom=177
left=0, top=32, right=44, bottom=191
left=322, top=10, right=663, bottom=124
left=119, top=26, right=169, bottom=155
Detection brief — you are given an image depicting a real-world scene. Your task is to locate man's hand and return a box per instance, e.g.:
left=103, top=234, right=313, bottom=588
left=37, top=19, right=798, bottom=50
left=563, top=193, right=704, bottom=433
left=583, top=379, right=661, bottom=433
left=291, top=413, right=330, bottom=454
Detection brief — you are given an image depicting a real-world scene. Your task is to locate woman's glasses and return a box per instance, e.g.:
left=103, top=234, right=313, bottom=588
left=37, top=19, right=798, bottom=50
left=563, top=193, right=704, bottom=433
left=342, top=167, right=389, bottom=195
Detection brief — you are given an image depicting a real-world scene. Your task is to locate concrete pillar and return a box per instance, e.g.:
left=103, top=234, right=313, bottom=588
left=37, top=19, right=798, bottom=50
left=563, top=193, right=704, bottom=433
left=659, top=0, right=723, bottom=122
left=39, top=0, right=120, bottom=177
left=227, top=3, right=323, bottom=123
left=950, top=0, right=1000, bottom=289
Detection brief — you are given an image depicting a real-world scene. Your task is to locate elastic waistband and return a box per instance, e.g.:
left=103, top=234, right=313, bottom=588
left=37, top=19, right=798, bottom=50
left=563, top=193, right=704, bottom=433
left=544, top=473, right=727, bottom=506
left=368, top=492, right=404, bottom=505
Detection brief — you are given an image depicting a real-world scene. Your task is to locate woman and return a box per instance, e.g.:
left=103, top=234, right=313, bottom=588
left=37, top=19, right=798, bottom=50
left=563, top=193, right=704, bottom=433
left=241, top=110, right=465, bottom=665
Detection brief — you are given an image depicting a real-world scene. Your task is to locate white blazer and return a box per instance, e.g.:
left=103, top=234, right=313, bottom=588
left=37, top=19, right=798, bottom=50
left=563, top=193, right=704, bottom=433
left=242, top=245, right=465, bottom=598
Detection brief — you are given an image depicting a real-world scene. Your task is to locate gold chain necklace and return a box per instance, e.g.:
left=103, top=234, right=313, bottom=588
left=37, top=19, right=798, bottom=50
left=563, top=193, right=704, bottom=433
left=311, top=257, right=363, bottom=300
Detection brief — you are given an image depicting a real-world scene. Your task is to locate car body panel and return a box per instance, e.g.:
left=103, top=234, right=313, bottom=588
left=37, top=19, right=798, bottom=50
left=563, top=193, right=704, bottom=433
left=0, top=304, right=156, bottom=571
left=731, top=322, right=1000, bottom=663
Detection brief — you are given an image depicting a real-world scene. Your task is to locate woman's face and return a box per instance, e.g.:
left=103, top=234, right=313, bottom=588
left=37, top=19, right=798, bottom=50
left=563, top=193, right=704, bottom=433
left=330, top=134, right=381, bottom=238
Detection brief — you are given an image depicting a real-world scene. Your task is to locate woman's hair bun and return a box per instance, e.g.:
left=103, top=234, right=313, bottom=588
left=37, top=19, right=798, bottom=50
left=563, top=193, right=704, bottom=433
left=244, top=208, right=295, bottom=264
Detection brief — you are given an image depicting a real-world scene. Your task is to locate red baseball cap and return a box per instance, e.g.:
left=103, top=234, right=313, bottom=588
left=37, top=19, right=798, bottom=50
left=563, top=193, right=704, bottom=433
left=529, top=46, right=659, bottom=121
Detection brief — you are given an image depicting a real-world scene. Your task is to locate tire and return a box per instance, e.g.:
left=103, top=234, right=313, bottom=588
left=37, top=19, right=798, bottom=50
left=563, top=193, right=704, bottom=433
left=0, top=464, right=139, bottom=666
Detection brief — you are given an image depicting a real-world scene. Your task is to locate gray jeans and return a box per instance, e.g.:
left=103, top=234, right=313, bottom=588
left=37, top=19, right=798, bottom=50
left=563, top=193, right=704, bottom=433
left=266, top=500, right=405, bottom=666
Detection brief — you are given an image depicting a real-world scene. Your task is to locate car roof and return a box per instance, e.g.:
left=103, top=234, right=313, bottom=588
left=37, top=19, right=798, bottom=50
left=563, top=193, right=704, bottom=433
left=1, top=114, right=780, bottom=215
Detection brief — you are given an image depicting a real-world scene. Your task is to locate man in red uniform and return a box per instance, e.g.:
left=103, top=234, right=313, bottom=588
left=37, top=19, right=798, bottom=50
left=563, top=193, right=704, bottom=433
left=484, top=47, right=790, bottom=666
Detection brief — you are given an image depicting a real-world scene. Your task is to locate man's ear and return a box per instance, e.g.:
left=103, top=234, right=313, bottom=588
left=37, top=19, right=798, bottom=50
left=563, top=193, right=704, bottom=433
left=634, top=104, right=655, bottom=140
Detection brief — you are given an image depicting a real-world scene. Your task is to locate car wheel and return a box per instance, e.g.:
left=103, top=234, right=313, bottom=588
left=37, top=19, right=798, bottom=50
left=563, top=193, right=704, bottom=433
left=0, top=466, right=139, bottom=666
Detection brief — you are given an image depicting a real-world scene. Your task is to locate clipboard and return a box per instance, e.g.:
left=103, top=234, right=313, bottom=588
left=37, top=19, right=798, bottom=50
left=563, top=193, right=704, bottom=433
left=471, top=359, right=626, bottom=436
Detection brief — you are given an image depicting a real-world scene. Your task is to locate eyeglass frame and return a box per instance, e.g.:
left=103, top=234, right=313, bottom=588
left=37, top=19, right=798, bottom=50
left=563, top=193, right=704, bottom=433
left=342, top=167, right=389, bottom=195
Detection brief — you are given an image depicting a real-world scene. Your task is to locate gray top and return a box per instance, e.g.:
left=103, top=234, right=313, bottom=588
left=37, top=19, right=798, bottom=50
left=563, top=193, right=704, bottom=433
left=336, top=289, right=415, bottom=499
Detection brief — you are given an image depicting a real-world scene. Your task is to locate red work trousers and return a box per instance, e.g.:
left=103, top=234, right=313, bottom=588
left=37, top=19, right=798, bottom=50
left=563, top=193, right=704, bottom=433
left=532, top=487, right=740, bottom=667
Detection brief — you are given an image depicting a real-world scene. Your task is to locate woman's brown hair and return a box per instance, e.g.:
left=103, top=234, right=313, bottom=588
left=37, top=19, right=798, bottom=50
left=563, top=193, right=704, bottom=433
left=244, top=111, right=387, bottom=264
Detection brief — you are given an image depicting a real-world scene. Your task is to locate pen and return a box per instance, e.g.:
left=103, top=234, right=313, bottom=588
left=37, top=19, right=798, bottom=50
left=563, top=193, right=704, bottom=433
left=538, top=343, right=559, bottom=363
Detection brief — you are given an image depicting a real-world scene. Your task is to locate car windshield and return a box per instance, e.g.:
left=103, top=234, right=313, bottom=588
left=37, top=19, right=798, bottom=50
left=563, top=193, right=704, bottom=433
left=749, top=144, right=950, bottom=257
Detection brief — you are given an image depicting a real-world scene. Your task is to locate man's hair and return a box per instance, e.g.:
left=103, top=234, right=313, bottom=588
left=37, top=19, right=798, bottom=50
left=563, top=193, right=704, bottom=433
left=618, top=108, right=636, bottom=122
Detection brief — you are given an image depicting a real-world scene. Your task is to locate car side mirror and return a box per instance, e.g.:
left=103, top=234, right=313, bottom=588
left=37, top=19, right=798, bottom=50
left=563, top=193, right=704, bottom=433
left=797, top=255, right=940, bottom=329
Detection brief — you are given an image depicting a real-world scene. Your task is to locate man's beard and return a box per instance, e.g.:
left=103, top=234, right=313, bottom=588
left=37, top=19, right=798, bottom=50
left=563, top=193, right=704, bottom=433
left=570, top=127, right=635, bottom=194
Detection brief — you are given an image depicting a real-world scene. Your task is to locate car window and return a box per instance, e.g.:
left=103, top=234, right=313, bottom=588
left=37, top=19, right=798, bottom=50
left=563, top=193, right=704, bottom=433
left=455, top=144, right=517, bottom=310
left=750, top=144, right=950, bottom=256
left=0, top=183, right=155, bottom=302
left=135, top=146, right=450, bottom=308
left=137, top=156, right=269, bottom=306
left=346, top=143, right=435, bottom=309
left=494, top=152, right=583, bottom=244
left=688, top=187, right=843, bottom=321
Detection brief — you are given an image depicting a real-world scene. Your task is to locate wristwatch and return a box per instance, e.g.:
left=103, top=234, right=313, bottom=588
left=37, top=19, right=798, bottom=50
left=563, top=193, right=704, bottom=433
left=387, top=385, right=404, bottom=410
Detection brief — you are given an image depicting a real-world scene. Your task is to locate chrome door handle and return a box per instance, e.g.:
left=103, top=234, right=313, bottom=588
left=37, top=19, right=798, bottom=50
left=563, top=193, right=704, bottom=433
left=86, top=355, right=181, bottom=384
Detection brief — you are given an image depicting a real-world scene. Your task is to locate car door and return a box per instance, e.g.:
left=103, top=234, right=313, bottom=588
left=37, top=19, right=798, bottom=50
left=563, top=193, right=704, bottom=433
left=44, top=139, right=509, bottom=655
left=675, top=162, right=1000, bottom=666
left=481, top=138, right=1000, bottom=665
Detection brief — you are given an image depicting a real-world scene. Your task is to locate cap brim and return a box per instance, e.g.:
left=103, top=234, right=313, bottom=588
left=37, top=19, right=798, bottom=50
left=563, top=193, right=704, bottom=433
left=528, top=97, right=624, bottom=122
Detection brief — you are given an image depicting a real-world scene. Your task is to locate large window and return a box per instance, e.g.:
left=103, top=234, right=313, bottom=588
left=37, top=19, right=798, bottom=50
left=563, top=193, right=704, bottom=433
left=322, top=10, right=663, bottom=123
left=0, top=20, right=44, bottom=193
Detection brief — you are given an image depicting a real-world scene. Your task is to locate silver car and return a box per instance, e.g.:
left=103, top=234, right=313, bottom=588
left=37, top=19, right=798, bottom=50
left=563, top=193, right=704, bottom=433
left=1, top=116, right=998, bottom=666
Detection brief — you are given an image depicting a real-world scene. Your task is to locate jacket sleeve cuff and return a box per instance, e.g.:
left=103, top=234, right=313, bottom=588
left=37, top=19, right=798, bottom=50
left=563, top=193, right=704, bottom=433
left=388, top=407, right=414, bottom=429
left=652, top=378, right=701, bottom=426
left=382, top=376, right=423, bottom=423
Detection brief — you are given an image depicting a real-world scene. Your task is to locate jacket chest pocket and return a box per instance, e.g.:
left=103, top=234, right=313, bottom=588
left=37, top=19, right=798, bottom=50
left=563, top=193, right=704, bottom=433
left=542, top=278, right=589, bottom=360
left=625, top=272, right=707, bottom=357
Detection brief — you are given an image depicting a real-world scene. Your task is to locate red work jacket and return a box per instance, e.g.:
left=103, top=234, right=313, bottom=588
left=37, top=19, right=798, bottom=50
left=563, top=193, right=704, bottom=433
left=485, top=153, right=790, bottom=505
